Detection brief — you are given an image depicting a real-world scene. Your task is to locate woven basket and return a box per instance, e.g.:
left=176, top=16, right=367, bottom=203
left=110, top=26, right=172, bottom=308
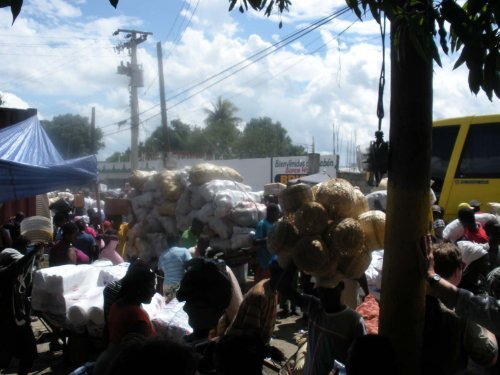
left=337, top=251, right=372, bottom=279
left=293, top=236, right=331, bottom=277
left=281, top=184, right=314, bottom=214
left=333, top=218, right=365, bottom=257
left=268, top=220, right=299, bottom=254
left=295, top=202, right=329, bottom=236
left=352, top=188, right=369, bottom=218
left=315, top=178, right=356, bottom=220
left=20, top=216, right=53, bottom=243
left=358, top=210, right=386, bottom=251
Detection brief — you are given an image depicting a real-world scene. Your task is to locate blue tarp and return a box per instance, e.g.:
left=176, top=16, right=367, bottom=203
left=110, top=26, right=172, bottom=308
left=0, top=115, right=98, bottom=202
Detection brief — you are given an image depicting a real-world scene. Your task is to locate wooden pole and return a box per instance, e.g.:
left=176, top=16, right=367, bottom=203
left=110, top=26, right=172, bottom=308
left=157, top=41, right=169, bottom=168
left=378, top=9, right=433, bottom=374
left=91, top=107, right=103, bottom=233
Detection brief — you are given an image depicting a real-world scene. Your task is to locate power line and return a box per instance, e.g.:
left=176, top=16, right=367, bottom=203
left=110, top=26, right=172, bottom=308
left=0, top=41, right=113, bottom=89
left=163, top=1, right=187, bottom=42
left=171, top=0, right=200, bottom=48
left=169, top=0, right=193, bottom=46
left=102, top=6, right=350, bottom=132
left=143, top=0, right=201, bottom=96
left=165, top=8, right=351, bottom=109
left=166, top=7, right=349, bottom=104
left=101, top=18, right=359, bottom=139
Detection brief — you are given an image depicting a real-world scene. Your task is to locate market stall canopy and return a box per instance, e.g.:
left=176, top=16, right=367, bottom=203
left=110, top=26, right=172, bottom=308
left=288, top=171, right=332, bottom=186
left=0, top=115, right=97, bottom=202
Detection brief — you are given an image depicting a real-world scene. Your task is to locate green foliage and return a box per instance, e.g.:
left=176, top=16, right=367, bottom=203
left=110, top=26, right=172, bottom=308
left=1, top=0, right=119, bottom=23
left=229, top=0, right=499, bottom=100
left=41, top=114, right=104, bottom=159
left=138, top=100, right=304, bottom=160
left=203, top=97, right=242, bottom=159
left=235, top=117, right=306, bottom=158
left=106, top=151, right=129, bottom=162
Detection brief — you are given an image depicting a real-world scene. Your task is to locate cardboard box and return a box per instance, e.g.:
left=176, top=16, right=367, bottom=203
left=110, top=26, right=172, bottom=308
left=104, top=199, right=129, bottom=216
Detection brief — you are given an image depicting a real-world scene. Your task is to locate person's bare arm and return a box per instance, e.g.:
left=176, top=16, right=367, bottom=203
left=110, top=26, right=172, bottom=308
left=425, top=234, right=460, bottom=307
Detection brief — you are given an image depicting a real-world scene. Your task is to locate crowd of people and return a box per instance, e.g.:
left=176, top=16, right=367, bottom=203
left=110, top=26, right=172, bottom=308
left=1, top=188, right=500, bottom=374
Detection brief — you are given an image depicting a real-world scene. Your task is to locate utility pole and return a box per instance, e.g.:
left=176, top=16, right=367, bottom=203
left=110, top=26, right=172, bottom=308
left=90, top=106, right=102, bottom=231
left=90, top=106, right=96, bottom=154
left=157, top=41, right=169, bottom=168
left=113, top=29, right=152, bottom=171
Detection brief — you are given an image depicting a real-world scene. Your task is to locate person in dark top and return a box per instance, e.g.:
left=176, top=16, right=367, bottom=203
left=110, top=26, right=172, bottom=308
left=177, top=258, right=232, bottom=344
left=214, top=330, right=268, bottom=375
left=3, top=212, right=25, bottom=242
left=0, top=245, right=43, bottom=375
left=74, top=218, right=98, bottom=261
left=458, top=207, right=489, bottom=244
left=278, top=261, right=366, bottom=374
left=94, top=260, right=157, bottom=375
left=0, top=226, right=12, bottom=251
left=105, top=335, right=197, bottom=375
left=49, top=222, right=89, bottom=267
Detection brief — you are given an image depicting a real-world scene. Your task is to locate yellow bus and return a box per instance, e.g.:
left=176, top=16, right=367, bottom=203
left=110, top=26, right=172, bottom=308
left=431, top=114, right=500, bottom=221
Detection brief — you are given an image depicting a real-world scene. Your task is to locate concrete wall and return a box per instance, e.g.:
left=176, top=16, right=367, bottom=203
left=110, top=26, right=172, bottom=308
left=98, top=154, right=337, bottom=192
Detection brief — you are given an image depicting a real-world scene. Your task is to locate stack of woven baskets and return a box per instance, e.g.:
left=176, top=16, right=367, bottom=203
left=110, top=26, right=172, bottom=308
left=268, top=178, right=386, bottom=285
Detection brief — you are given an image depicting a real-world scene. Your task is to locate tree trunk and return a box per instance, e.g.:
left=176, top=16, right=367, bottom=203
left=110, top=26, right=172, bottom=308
left=379, top=14, right=433, bottom=375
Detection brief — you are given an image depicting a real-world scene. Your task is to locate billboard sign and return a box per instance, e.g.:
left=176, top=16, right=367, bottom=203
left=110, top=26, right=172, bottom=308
left=272, top=154, right=337, bottom=184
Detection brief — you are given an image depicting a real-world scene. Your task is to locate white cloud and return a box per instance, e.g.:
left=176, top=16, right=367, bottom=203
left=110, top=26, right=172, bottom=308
left=1, top=0, right=496, bottom=165
left=24, top=0, right=82, bottom=19
left=0, top=91, right=31, bottom=109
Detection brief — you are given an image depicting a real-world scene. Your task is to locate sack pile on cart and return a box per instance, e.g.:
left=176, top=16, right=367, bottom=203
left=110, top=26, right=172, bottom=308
left=126, top=163, right=265, bottom=263
left=268, top=178, right=386, bottom=286
left=31, top=261, right=164, bottom=336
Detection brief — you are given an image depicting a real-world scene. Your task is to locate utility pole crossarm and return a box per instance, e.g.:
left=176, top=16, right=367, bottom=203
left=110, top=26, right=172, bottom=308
left=113, top=28, right=152, bottom=172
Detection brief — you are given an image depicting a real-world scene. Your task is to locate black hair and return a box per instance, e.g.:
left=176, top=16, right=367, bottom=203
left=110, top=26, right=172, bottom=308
left=457, top=208, right=475, bottom=225
left=61, top=222, right=79, bottom=238
left=15, top=212, right=25, bottom=222
left=119, top=259, right=156, bottom=298
left=177, top=258, right=232, bottom=311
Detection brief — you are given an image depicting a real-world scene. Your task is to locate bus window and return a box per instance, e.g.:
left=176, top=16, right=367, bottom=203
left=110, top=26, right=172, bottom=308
left=456, top=123, right=500, bottom=179
left=431, top=125, right=459, bottom=195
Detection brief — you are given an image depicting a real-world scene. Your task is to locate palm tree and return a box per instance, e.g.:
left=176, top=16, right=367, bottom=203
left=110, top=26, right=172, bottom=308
left=203, top=97, right=241, bottom=159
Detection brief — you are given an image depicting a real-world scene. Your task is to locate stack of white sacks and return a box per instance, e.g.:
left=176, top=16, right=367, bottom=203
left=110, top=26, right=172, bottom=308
left=31, top=261, right=164, bottom=335
left=126, top=163, right=265, bottom=263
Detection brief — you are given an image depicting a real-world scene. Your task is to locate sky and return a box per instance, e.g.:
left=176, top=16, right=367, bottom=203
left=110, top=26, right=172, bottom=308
left=0, top=0, right=498, bottom=165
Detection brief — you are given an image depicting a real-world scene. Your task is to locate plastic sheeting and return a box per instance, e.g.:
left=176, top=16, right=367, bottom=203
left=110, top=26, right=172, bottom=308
left=0, top=116, right=97, bottom=202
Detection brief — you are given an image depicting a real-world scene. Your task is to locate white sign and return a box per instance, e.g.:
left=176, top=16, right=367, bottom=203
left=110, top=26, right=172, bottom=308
left=272, top=154, right=337, bottom=184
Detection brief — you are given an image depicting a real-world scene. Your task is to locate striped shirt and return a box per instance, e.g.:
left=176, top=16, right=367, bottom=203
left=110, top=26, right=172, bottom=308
left=303, top=295, right=366, bottom=375
left=228, top=279, right=278, bottom=343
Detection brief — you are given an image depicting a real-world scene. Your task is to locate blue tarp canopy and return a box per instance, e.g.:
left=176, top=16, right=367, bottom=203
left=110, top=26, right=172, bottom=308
left=0, top=115, right=97, bottom=202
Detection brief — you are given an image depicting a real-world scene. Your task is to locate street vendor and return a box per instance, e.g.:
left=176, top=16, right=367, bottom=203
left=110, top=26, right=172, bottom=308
left=253, top=203, right=280, bottom=282
left=278, top=261, right=367, bottom=375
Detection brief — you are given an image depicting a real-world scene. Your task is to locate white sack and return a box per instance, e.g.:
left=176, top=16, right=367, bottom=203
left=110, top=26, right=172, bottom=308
left=198, top=180, right=251, bottom=202
left=213, top=190, right=260, bottom=218
left=208, top=217, right=233, bottom=239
